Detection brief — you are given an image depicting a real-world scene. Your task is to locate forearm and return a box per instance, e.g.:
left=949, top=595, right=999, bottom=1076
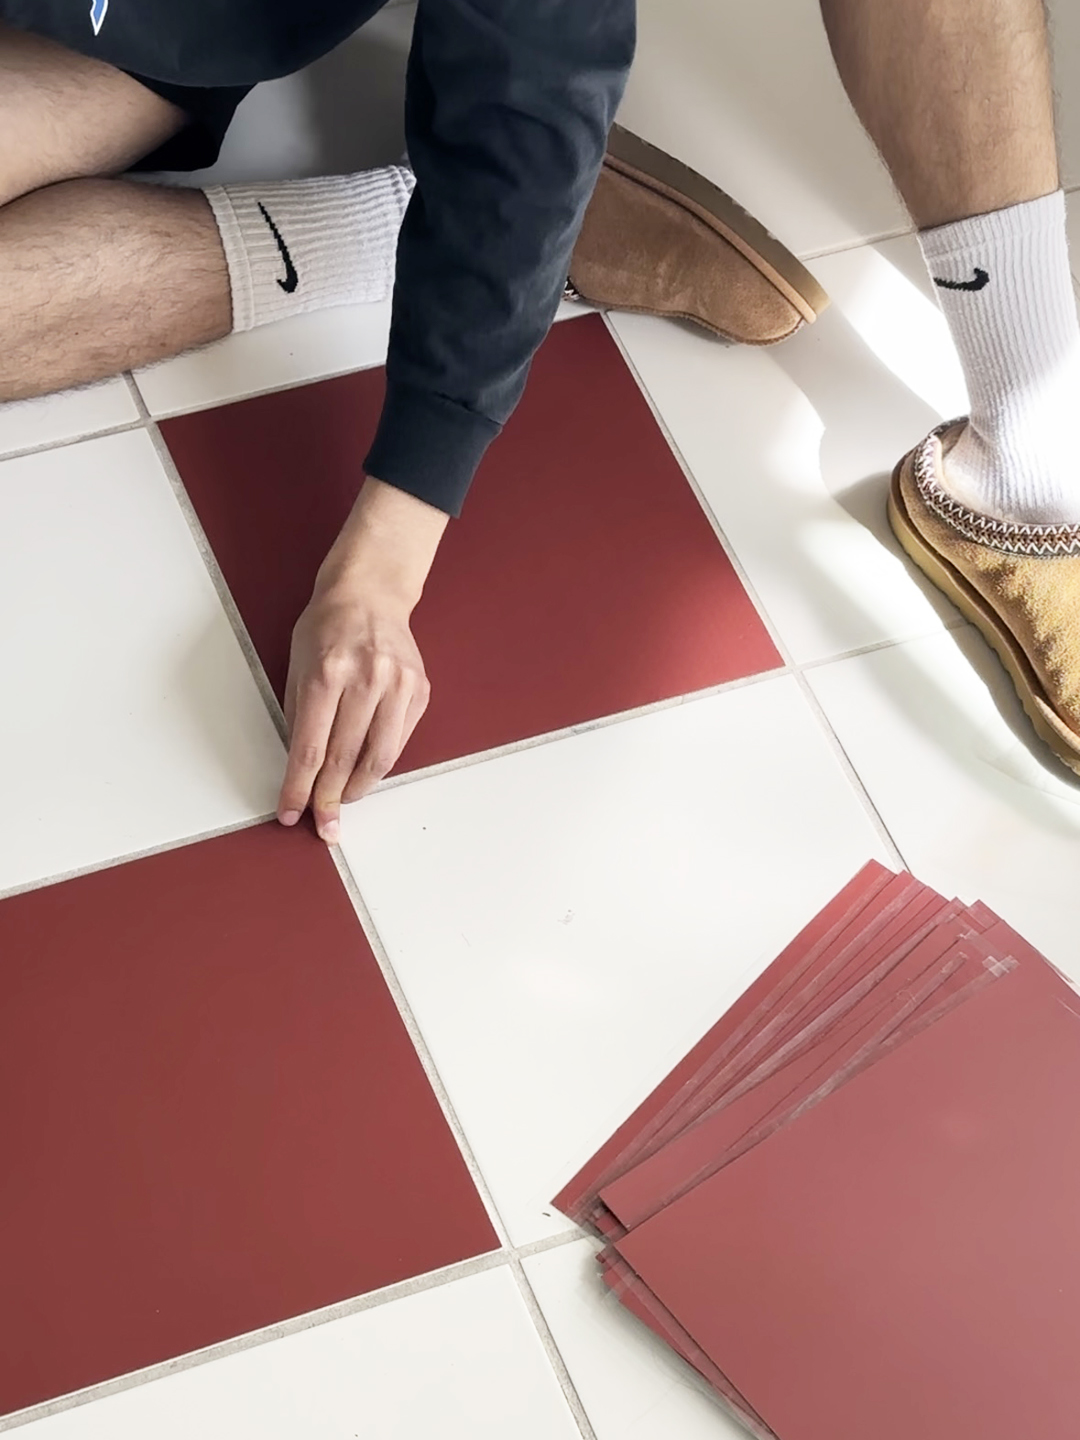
left=315, top=475, right=449, bottom=608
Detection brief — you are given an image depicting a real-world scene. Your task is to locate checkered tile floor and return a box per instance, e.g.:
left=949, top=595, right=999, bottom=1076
left=5, top=17, right=1080, bottom=1434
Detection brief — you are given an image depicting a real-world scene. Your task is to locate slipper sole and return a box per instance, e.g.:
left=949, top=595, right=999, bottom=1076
left=887, top=460, right=1080, bottom=777
left=603, top=125, right=830, bottom=326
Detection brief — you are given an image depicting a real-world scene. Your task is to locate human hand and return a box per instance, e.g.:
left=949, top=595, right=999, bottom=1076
left=276, top=477, right=449, bottom=842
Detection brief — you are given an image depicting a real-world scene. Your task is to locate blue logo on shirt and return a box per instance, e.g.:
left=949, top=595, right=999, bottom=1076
left=89, top=0, right=109, bottom=34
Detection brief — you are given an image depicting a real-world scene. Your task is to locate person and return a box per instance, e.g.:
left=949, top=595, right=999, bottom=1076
left=3, top=0, right=1077, bottom=849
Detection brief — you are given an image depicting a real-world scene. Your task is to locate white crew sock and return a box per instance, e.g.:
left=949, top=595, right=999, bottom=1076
left=204, top=166, right=415, bottom=332
left=918, top=189, right=1080, bottom=525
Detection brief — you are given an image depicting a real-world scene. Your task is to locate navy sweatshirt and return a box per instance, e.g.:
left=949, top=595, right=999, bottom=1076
left=4, top=0, right=636, bottom=515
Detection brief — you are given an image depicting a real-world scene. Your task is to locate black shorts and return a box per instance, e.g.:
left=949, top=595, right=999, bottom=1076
left=127, top=73, right=253, bottom=173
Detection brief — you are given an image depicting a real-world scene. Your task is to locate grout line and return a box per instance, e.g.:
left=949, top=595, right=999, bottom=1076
left=135, top=391, right=289, bottom=746
left=602, top=313, right=915, bottom=872
left=792, top=668, right=909, bottom=872
left=796, top=616, right=967, bottom=675
left=508, top=1257, right=600, bottom=1440
left=797, top=221, right=914, bottom=263
left=797, top=182, right=1078, bottom=265
left=0, top=813, right=276, bottom=904
left=121, top=371, right=146, bottom=412
left=0, top=1250, right=511, bottom=1434
left=513, top=1229, right=586, bottom=1262
left=0, top=415, right=144, bottom=465
left=324, top=846, right=515, bottom=1250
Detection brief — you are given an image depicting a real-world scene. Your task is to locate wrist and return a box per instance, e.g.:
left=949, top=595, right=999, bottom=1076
left=316, top=475, right=449, bottom=609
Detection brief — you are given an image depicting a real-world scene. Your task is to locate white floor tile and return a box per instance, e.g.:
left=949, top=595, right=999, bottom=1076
left=525, top=1240, right=746, bottom=1440
left=15, top=1267, right=578, bottom=1440
left=609, top=236, right=968, bottom=665
left=806, top=628, right=1080, bottom=969
left=339, top=677, right=889, bottom=1245
left=133, top=304, right=393, bottom=419
left=0, top=381, right=138, bottom=459
left=0, top=429, right=284, bottom=894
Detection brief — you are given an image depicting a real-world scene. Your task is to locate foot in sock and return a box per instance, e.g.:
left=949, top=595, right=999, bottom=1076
left=919, top=189, right=1080, bottom=529
left=204, top=166, right=415, bottom=333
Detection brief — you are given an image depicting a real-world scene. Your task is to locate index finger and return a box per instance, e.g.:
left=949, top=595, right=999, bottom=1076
left=277, top=680, right=342, bottom=826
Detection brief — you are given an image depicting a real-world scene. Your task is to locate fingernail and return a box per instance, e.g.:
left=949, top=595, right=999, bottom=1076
left=321, top=820, right=340, bottom=844
left=279, top=810, right=302, bottom=827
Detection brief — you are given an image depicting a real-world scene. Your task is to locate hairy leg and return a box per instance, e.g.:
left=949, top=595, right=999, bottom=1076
left=2, top=178, right=231, bottom=398
left=0, top=21, right=231, bottom=399
left=819, top=0, right=1058, bottom=227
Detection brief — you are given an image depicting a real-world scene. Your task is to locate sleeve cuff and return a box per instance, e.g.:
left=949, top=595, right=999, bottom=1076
left=364, top=380, right=502, bottom=518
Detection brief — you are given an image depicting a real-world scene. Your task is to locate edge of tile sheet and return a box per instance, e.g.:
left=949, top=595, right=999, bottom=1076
left=0, top=1252, right=509, bottom=1434
left=0, top=813, right=278, bottom=904
left=599, top=312, right=788, bottom=661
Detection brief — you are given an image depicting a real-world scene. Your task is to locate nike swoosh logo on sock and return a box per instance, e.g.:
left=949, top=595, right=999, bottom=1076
left=933, top=267, right=990, bottom=292
left=257, top=203, right=299, bottom=294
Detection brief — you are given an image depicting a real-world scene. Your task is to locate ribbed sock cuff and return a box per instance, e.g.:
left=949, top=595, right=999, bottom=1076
left=205, top=167, right=415, bottom=332
left=918, top=190, right=1080, bottom=523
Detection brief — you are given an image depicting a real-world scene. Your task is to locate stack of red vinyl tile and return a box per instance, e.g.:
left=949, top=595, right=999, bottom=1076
left=555, top=861, right=1080, bottom=1440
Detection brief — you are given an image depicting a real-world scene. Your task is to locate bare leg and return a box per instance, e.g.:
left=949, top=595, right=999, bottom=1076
left=0, top=22, right=231, bottom=400
left=819, top=0, right=1058, bottom=227
left=1, top=179, right=230, bottom=398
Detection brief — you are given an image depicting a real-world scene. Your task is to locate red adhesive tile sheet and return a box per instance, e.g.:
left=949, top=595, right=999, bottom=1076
left=615, top=959, right=1080, bottom=1440
left=161, top=315, right=780, bottom=775
left=0, top=823, right=496, bottom=1417
left=599, top=1250, right=774, bottom=1440
left=601, top=917, right=999, bottom=1230
left=668, top=878, right=942, bottom=1124
left=568, top=870, right=939, bottom=1235
left=554, top=861, right=893, bottom=1224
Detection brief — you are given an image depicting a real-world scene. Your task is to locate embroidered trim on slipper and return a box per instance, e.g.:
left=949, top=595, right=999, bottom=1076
left=914, top=422, right=1080, bottom=558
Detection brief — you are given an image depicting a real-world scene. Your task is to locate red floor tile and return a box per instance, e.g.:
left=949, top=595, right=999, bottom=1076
left=0, top=823, right=496, bottom=1417
left=162, top=315, right=781, bottom=775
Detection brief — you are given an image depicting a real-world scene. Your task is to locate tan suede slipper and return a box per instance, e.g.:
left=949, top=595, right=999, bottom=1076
left=568, top=125, right=829, bottom=346
left=888, top=420, right=1080, bottom=775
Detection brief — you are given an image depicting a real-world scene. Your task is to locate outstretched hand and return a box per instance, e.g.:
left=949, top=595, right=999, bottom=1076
left=276, top=477, right=448, bottom=842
